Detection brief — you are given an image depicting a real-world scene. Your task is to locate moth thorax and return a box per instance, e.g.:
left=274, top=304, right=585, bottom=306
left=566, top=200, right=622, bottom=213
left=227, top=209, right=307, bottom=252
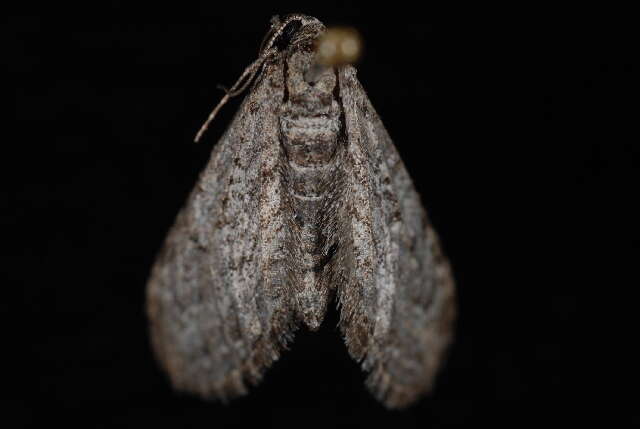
left=285, top=50, right=336, bottom=105
left=280, top=48, right=342, bottom=169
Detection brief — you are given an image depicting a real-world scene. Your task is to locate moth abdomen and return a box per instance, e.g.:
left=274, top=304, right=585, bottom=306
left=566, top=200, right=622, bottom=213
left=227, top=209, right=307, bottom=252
left=276, top=48, right=348, bottom=329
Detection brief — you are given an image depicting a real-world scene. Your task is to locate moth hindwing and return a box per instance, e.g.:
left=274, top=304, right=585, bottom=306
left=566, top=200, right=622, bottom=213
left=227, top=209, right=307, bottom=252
left=147, top=13, right=455, bottom=409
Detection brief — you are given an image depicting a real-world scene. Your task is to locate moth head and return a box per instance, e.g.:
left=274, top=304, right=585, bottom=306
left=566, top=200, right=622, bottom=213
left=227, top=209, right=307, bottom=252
left=260, top=14, right=325, bottom=55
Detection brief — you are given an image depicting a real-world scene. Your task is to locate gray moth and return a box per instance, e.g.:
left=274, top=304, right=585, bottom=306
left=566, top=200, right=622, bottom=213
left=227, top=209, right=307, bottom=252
left=147, top=14, right=456, bottom=409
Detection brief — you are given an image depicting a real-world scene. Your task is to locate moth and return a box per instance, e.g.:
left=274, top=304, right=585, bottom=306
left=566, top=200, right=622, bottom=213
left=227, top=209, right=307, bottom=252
left=147, top=14, right=455, bottom=409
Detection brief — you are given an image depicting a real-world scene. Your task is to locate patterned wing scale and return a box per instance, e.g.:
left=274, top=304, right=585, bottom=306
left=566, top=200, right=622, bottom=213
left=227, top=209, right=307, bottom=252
left=337, top=66, right=456, bottom=408
left=147, top=59, right=299, bottom=399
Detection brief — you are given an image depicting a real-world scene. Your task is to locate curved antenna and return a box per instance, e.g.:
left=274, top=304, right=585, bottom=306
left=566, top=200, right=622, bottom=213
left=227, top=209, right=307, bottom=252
left=194, top=51, right=273, bottom=143
left=193, top=14, right=321, bottom=143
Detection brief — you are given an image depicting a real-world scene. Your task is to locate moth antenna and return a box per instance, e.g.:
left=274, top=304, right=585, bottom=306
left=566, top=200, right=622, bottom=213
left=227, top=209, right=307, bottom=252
left=258, top=15, right=281, bottom=53
left=227, top=63, right=265, bottom=97
left=194, top=50, right=274, bottom=143
left=195, top=14, right=319, bottom=142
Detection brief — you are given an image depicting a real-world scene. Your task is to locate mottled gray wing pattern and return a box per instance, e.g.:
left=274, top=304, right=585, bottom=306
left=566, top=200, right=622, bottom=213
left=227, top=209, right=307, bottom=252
left=337, top=66, right=456, bottom=408
left=147, top=60, right=298, bottom=399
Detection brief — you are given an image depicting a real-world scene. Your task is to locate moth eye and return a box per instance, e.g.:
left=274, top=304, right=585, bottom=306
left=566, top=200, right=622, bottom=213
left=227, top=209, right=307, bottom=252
left=315, top=27, right=363, bottom=66
left=273, top=20, right=303, bottom=51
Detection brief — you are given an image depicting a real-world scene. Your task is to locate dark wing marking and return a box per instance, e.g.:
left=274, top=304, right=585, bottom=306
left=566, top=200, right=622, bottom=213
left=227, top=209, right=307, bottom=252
left=147, top=60, right=298, bottom=400
left=337, top=66, right=456, bottom=408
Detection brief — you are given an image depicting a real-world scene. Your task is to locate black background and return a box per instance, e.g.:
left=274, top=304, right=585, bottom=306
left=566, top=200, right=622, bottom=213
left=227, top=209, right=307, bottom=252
left=6, top=2, right=637, bottom=428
